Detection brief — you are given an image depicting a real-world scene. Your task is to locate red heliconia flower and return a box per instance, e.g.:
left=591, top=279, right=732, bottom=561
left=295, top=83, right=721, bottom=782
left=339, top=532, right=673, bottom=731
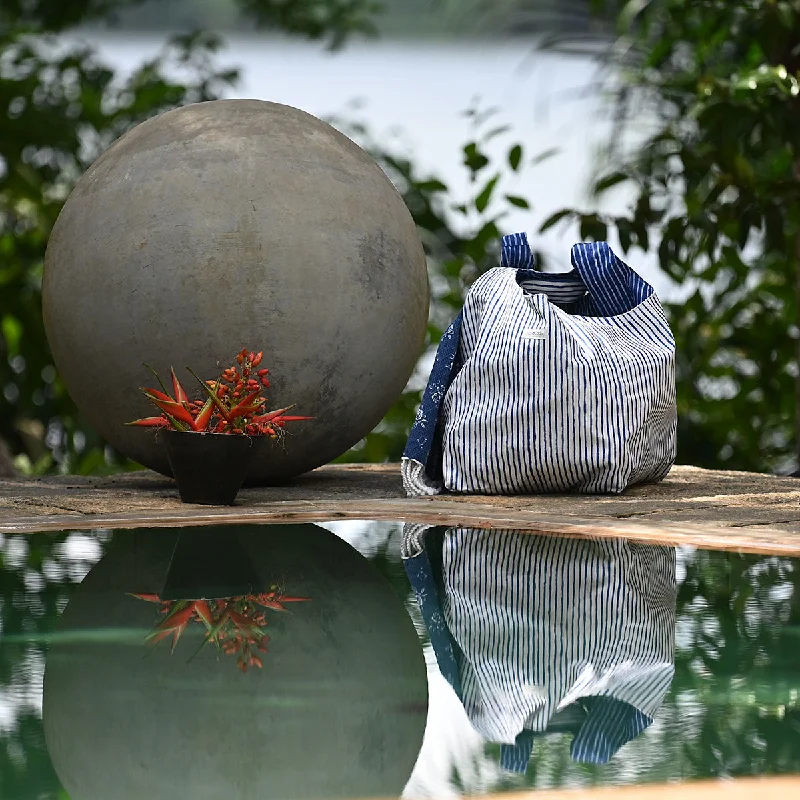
left=127, top=349, right=312, bottom=438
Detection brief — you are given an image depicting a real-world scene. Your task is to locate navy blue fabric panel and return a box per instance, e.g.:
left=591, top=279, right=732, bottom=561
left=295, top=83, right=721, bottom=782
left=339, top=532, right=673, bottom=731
left=403, top=311, right=463, bottom=468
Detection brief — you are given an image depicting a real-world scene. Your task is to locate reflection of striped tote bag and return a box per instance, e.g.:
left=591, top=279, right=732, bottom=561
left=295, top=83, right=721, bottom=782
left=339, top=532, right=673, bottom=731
left=402, top=233, right=677, bottom=496
left=402, top=525, right=677, bottom=770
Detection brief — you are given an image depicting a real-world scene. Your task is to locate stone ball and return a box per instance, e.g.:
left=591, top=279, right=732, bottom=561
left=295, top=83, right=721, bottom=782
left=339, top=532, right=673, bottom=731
left=43, top=524, right=428, bottom=800
left=42, top=99, right=428, bottom=481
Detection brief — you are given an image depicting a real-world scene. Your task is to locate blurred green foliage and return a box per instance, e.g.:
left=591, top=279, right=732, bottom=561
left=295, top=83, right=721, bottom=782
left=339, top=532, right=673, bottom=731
left=0, top=0, right=380, bottom=41
left=539, top=0, right=800, bottom=473
left=23, top=0, right=598, bottom=38
left=2, top=0, right=800, bottom=475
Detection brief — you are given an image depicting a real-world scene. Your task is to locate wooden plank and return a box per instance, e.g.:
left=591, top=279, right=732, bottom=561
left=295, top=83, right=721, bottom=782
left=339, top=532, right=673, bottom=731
left=456, top=776, right=800, bottom=800
left=1, top=464, right=799, bottom=555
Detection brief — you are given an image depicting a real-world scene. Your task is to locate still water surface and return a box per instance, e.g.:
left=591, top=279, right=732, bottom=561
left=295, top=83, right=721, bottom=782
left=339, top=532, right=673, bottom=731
left=1, top=522, right=798, bottom=798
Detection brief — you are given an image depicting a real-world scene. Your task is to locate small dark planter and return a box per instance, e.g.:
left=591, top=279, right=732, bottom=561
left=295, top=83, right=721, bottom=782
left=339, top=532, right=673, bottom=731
left=160, top=430, right=262, bottom=505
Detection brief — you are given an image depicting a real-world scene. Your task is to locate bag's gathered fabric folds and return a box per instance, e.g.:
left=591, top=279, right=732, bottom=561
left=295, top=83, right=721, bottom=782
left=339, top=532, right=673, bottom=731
left=402, top=232, right=677, bottom=496
left=401, top=525, right=677, bottom=771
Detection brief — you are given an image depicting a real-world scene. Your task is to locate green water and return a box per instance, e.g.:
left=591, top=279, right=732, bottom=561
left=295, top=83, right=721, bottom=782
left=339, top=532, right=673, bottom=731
left=0, top=522, right=798, bottom=798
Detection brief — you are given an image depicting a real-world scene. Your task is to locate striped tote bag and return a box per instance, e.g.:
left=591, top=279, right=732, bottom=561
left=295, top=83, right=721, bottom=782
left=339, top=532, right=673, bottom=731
left=402, top=233, right=676, bottom=496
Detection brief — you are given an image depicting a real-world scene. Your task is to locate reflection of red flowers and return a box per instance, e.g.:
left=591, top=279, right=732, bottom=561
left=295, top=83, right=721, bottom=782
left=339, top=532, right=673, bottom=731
left=131, top=590, right=310, bottom=672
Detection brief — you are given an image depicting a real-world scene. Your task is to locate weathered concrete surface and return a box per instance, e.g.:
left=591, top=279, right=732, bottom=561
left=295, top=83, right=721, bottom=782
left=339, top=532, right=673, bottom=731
left=42, top=99, right=429, bottom=482
left=1, top=464, right=800, bottom=555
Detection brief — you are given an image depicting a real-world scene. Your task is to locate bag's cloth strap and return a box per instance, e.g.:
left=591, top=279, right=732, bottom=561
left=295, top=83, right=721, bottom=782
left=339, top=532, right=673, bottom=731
left=500, top=231, right=535, bottom=269
left=569, top=241, right=654, bottom=316
left=401, top=233, right=655, bottom=496
left=509, top=232, right=654, bottom=316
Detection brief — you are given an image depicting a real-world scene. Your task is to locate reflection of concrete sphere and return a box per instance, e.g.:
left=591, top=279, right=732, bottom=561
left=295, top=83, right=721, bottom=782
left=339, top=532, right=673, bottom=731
left=43, top=525, right=428, bottom=800
left=42, top=100, right=428, bottom=481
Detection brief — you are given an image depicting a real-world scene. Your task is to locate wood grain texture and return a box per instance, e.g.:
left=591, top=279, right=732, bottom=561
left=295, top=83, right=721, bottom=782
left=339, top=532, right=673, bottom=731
left=1, top=464, right=798, bottom=555
left=445, top=776, right=800, bottom=800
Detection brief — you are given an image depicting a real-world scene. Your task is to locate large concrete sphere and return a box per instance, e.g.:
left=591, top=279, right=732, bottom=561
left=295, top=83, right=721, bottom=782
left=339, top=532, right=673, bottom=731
left=43, top=100, right=428, bottom=481
left=43, top=524, right=428, bottom=800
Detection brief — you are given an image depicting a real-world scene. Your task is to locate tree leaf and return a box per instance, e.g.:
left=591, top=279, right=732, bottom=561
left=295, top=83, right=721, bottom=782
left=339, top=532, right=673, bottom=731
left=484, top=125, right=511, bottom=141
left=474, top=174, right=500, bottom=213
left=416, top=179, right=448, bottom=193
left=580, top=214, right=608, bottom=242
left=531, top=147, right=559, bottom=165
left=593, top=171, right=629, bottom=194
left=504, top=194, right=530, bottom=209
left=539, top=209, right=574, bottom=232
left=508, top=144, right=523, bottom=171
left=616, top=218, right=633, bottom=253
left=463, top=142, right=489, bottom=176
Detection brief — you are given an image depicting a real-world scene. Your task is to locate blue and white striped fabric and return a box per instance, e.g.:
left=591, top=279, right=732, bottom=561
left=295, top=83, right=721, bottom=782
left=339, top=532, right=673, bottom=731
left=401, top=232, right=677, bottom=496
left=402, top=525, right=677, bottom=771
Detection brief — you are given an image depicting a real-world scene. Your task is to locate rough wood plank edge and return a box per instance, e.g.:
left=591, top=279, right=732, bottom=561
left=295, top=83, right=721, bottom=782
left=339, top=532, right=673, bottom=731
left=2, top=463, right=800, bottom=556
left=439, top=776, right=800, bottom=800
left=2, top=498, right=799, bottom=557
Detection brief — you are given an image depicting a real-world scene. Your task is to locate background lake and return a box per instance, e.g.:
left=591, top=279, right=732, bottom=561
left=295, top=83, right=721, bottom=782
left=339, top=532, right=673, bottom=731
left=76, top=33, right=671, bottom=296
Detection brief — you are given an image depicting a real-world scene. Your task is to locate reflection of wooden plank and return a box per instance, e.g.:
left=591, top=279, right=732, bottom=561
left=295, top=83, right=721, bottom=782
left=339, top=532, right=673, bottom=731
left=1, top=464, right=799, bottom=555
left=464, top=776, right=800, bottom=800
